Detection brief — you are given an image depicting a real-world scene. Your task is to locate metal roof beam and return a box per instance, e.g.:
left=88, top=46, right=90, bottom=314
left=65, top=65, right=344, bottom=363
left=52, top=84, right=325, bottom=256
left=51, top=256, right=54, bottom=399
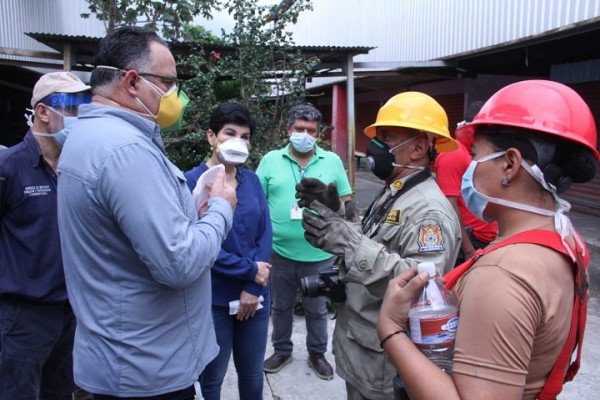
left=353, top=61, right=455, bottom=70
left=0, top=46, right=62, bottom=60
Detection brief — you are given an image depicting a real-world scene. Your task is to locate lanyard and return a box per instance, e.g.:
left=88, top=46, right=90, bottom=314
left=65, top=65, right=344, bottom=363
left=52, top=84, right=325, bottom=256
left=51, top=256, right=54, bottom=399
left=288, top=159, right=309, bottom=184
left=362, top=170, right=431, bottom=237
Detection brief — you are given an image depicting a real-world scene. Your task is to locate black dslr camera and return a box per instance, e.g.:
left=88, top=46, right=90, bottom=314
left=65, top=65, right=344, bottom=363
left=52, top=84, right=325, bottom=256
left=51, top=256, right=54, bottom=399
left=300, top=269, right=346, bottom=303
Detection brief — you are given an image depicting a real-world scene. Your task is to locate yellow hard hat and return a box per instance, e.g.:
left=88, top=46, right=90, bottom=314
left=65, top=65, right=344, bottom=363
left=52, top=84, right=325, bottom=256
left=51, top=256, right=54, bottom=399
left=364, top=92, right=458, bottom=152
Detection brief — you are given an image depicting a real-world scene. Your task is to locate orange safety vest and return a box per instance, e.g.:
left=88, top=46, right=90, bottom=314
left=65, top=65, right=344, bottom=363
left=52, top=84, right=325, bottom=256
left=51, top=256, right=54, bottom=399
left=444, top=229, right=588, bottom=400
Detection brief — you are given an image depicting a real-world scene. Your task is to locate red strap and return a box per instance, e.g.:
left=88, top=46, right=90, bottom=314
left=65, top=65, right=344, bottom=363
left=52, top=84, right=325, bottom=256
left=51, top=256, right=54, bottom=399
left=443, top=230, right=589, bottom=399
left=445, top=230, right=569, bottom=289
left=537, top=242, right=588, bottom=400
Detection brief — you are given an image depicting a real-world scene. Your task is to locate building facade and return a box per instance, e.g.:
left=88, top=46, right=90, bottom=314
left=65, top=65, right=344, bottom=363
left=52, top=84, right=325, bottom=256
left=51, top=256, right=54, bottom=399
left=287, top=0, right=600, bottom=214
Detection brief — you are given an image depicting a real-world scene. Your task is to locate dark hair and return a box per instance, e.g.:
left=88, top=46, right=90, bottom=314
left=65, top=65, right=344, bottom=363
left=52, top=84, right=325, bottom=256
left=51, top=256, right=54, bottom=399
left=90, top=26, right=167, bottom=88
left=286, top=104, right=322, bottom=127
left=209, top=102, right=257, bottom=135
left=475, top=125, right=597, bottom=193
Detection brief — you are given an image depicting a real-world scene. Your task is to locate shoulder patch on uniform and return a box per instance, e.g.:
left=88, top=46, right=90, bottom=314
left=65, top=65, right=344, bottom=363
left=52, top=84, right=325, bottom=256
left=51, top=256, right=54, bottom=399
left=417, top=224, right=445, bottom=252
left=384, top=209, right=402, bottom=224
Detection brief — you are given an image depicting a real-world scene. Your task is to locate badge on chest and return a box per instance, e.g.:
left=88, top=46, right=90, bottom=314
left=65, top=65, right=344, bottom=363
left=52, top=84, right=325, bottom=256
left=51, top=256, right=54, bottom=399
left=290, top=202, right=303, bottom=220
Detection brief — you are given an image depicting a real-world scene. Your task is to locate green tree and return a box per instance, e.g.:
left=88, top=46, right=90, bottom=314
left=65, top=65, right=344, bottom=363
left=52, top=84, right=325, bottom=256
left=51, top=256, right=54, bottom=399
left=82, top=0, right=219, bottom=40
left=171, top=0, right=319, bottom=171
left=82, top=0, right=319, bottom=171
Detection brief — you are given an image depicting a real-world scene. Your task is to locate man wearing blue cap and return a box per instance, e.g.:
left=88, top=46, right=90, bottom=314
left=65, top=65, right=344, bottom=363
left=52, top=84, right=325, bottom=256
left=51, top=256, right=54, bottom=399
left=0, top=71, right=91, bottom=399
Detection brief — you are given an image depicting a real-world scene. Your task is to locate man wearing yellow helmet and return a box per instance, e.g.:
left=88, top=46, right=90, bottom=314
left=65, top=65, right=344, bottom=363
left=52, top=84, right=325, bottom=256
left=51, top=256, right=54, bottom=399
left=299, top=92, right=461, bottom=399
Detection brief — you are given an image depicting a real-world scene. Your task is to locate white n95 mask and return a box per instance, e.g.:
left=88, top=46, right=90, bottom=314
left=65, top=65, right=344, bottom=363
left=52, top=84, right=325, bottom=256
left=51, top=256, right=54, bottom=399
left=217, top=138, right=249, bottom=165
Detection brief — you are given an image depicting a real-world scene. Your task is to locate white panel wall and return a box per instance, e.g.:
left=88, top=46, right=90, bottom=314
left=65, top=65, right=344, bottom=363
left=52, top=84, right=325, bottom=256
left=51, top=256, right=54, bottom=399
left=0, top=0, right=106, bottom=54
left=2, top=0, right=599, bottom=65
left=288, top=0, right=600, bottom=62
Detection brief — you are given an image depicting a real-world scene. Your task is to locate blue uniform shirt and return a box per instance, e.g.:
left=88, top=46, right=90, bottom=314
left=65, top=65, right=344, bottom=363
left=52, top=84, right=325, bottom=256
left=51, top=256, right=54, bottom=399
left=0, top=131, right=66, bottom=303
left=185, top=162, right=272, bottom=306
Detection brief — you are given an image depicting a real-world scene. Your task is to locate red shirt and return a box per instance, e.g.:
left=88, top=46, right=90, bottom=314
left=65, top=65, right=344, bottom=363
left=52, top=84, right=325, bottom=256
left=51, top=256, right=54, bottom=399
left=433, top=141, right=498, bottom=243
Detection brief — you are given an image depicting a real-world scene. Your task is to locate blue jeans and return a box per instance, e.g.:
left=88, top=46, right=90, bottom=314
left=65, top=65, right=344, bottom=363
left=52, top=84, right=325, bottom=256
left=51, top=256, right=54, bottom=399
left=0, top=297, right=76, bottom=400
left=200, top=292, right=270, bottom=400
left=269, top=251, right=332, bottom=355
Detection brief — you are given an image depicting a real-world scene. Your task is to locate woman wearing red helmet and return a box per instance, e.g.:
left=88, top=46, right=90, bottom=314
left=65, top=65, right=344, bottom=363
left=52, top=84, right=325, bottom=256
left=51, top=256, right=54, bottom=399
left=376, top=80, right=598, bottom=400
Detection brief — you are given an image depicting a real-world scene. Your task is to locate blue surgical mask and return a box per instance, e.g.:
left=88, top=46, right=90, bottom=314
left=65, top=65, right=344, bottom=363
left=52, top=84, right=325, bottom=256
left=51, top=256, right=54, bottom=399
left=54, top=116, right=76, bottom=147
left=290, top=132, right=316, bottom=153
left=31, top=108, right=77, bottom=148
left=460, top=151, right=505, bottom=222
left=462, top=148, right=584, bottom=263
left=461, top=150, right=564, bottom=221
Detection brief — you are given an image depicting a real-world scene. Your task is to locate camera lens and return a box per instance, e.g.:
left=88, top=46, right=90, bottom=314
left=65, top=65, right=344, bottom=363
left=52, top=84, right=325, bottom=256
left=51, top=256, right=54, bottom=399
left=300, top=275, right=324, bottom=298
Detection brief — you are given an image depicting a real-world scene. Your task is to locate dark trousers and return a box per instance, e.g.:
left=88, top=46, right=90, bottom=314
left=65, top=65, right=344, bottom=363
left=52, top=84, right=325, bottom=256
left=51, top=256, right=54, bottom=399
left=92, top=385, right=196, bottom=400
left=0, top=297, right=76, bottom=400
left=269, top=251, right=332, bottom=355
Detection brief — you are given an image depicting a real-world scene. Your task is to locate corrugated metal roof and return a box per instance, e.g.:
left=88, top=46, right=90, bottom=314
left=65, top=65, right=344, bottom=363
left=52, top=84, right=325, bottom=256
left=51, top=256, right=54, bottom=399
left=1, top=0, right=103, bottom=53
left=288, top=0, right=600, bottom=62
left=19, top=32, right=373, bottom=74
left=26, top=32, right=372, bottom=53
left=26, top=33, right=103, bottom=43
left=0, top=0, right=106, bottom=73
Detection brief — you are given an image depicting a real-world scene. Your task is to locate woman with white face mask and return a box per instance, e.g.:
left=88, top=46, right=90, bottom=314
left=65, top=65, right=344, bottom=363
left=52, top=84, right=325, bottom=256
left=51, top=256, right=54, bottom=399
left=376, top=80, right=598, bottom=400
left=184, top=103, right=272, bottom=400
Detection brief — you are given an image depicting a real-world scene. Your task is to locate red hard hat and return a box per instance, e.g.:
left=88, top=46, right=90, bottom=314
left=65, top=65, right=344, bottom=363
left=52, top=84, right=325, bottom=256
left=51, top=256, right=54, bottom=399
left=455, top=80, right=599, bottom=159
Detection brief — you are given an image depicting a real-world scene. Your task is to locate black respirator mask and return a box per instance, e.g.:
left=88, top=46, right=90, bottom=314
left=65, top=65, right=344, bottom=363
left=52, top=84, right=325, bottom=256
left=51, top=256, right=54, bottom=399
left=366, top=138, right=396, bottom=180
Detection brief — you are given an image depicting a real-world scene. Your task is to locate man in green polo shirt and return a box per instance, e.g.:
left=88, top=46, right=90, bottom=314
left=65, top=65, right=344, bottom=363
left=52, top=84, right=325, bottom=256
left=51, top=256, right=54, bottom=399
left=256, top=104, right=353, bottom=380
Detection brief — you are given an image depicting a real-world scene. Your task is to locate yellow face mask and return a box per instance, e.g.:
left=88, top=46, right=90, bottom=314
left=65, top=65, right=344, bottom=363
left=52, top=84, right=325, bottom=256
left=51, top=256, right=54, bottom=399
left=138, top=77, right=189, bottom=132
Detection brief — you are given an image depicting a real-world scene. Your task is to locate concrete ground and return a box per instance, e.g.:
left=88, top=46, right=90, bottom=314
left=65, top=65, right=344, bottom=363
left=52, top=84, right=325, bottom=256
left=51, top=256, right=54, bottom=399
left=215, top=170, right=600, bottom=400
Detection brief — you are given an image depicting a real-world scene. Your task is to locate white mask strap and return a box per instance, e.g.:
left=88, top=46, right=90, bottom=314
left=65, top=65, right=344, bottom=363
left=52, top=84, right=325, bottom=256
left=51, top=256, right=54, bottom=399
left=476, top=151, right=506, bottom=163
left=135, top=96, right=157, bottom=120
left=388, top=134, right=429, bottom=170
left=388, top=134, right=423, bottom=153
left=31, top=131, right=55, bottom=137
left=95, top=65, right=123, bottom=72
left=485, top=196, right=555, bottom=216
left=24, top=108, right=34, bottom=127
left=519, top=158, right=582, bottom=261
left=139, top=76, right=168, bottom=97
left=391, top=163, right=426, bottom=171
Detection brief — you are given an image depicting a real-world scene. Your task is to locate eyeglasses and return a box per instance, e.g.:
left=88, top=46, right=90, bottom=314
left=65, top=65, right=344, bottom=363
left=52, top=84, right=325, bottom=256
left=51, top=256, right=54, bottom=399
left=138, top=72, right=182, bottom=96
left=95, top=66, right=184, bottom=96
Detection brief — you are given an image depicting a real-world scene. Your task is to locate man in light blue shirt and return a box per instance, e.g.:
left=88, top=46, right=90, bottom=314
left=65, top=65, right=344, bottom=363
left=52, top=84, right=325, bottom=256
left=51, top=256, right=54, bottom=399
left=57, top=27, right=236, bottom=399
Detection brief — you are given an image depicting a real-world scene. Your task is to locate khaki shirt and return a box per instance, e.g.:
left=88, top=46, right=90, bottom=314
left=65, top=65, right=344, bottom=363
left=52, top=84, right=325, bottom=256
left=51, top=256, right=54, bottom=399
left=334, top=172, right=461, bottom=399
left=452, top=242, right=573, bottom=399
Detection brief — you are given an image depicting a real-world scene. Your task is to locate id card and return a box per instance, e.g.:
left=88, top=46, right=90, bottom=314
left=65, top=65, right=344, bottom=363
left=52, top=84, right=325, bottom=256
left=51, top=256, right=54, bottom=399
left=290, top=202, right=303, bottom=220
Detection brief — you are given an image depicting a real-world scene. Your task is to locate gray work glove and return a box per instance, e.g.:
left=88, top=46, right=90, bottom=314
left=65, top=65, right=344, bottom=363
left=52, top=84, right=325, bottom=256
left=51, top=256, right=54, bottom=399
left=296, top=178, right=342, bottom=214
left=343, top=199, right=360, bottom=223
left=302, top=200, right=362, bottom=266
left=296, top=177, right=362, bottom=222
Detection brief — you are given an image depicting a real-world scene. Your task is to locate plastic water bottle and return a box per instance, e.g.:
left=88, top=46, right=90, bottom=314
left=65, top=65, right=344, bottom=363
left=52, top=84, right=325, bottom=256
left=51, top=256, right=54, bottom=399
left=408, top=262, right=459, bottom=375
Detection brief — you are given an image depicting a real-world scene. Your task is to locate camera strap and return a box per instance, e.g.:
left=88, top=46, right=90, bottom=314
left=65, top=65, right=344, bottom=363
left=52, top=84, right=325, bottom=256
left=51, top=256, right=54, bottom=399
left=361, top=170, right=431, bottom=238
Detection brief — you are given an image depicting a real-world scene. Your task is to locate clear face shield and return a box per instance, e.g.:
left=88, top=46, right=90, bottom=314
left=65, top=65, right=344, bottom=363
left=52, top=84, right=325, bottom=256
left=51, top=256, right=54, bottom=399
left=28, top=92, right=92, bottom=147
left=26, top=92, right=92, bottom=128
left=39, top=92, right=92, bottom=116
